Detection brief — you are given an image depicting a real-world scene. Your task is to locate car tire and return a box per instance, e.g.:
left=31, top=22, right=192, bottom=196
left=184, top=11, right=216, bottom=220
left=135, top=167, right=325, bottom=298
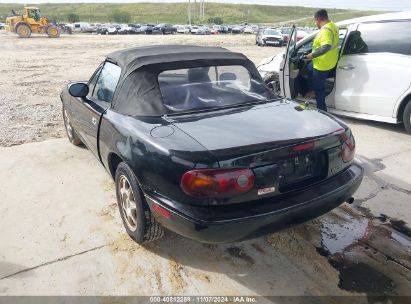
left=62, top=105, right=82, bottom=146
left=403, top=101, right=411, bottom=134
left=115, top=162, right=164, bottom=244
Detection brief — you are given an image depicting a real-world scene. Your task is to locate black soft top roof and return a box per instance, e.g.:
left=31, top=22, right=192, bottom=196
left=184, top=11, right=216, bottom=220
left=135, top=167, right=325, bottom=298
left=108, top=45, right=263, bottom=117
left=106, top=45, right=248, bottom=71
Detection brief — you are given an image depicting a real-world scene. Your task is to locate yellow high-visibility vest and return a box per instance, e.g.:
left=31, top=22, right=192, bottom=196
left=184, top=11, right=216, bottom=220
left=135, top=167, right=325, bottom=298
left=312, top=22, right=339, bottom=71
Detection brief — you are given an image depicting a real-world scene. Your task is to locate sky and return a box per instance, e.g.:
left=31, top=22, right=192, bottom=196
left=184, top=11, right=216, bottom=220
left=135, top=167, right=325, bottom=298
left=0, top=0, right=410, bottom=11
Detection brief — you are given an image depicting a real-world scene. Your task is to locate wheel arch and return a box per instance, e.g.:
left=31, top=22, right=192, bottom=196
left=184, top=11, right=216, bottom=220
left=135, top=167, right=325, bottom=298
left=396, top=93, right=411, bottom=122
left=108, top=152, right=151, bottom=212
left=107, top=152, right=124, bottom=179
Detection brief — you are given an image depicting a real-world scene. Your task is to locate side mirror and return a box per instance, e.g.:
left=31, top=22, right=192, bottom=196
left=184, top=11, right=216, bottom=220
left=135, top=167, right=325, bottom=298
left=68, top=83, right=89, bottom=98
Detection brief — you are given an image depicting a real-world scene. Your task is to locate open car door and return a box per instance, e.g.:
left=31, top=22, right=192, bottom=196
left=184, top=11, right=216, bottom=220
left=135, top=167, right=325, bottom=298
left=279, top=25, right=297, bottom=98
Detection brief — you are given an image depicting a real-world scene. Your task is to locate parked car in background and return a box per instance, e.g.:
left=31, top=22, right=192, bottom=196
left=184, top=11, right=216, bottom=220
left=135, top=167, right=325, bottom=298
left=196, top=26, right=211, bottom=35
left=138, top=24, right=154, bottom=34
left=258, top=12, right=411, bottom=134
left=118, top=25, right=133, bottom=35
left=210, top=27, right=219, bottom=35
left=73, top=22, right=94, bottom=33
left=278, top=27, right=293, bottom=43
left=231, top=25, right=243, bottom=34
left=190, top=25, right=199, bottom=34
left=61, top=45, right=362, bottom=244
left=211, top=25, right=222, bottom=33
left=256, top=28, right=284, bottom=47
left=152, top=23, right=176, bottom=35
left=63, top=23, right=74, bottom=34
left=279, top=27, right=308, bottom=43
left=89, top=23, right=101, bottom=33
left=176, top=25, right=190, bottom=34
left=128, top=24, right=141, bottom=34
left=255, top=27, right=265, bottom=44
left=296, top=29, right=308, bottom=40
left=97, top=25, right=117, bottom=35
left=220, top=25, right=229, bottom=33
left=0, top=22, right=7, bottom=29
left=244, top=24, right=259, bottom=34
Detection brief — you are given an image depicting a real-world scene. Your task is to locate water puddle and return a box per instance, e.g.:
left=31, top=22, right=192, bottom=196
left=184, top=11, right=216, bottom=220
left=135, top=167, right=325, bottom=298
left=391, top=230, right=411, bottom=249
left=321, top=216, right=369, bottom=255
left=318, top=212, right=411, bottom=296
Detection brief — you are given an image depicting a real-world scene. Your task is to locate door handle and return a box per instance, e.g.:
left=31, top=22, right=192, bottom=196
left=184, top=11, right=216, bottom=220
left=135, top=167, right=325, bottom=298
left=338, top=65, right=355, bottom=70
left=92, top=117, right=97, bottom=125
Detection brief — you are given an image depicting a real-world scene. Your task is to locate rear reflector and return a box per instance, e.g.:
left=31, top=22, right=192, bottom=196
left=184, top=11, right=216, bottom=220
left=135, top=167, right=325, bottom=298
left=181, top=168, right=254, bottom=198
left=152, top=203, right=171, bottom=219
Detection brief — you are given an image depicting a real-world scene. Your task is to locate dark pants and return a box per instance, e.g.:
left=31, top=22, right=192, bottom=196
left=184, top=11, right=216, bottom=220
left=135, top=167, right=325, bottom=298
left=307, top=61, right=332, bottom=112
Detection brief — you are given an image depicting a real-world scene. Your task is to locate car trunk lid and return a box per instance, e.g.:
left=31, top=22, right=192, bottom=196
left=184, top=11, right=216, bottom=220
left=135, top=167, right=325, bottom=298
left=166, top=101, right=348, bottom=203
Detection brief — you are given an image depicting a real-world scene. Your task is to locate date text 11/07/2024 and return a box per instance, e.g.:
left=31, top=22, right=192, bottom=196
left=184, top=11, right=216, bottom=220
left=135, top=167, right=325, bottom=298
left=149, top=296, right=258, bottom=303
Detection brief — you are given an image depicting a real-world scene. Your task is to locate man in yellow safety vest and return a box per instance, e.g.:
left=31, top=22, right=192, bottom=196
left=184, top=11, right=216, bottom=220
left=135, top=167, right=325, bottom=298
left=304, top=9, right=339, bottom=112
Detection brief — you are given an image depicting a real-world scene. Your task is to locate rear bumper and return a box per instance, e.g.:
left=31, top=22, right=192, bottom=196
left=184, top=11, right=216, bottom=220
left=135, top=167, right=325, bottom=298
left=145, top=164, right=363, bottom=243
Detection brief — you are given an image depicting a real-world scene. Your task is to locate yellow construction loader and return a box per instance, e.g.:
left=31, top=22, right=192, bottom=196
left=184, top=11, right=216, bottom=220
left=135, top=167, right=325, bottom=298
left=5, top=6, right=60, bottom=38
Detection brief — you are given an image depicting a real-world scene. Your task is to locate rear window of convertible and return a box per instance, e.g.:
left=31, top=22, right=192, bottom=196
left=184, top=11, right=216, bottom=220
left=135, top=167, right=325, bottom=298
left=158, top=65, right=276, bottom=112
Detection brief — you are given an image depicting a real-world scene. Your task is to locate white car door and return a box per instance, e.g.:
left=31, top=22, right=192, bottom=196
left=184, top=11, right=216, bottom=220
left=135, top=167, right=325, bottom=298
left=279, top=25, right=297, bottom=98
left=334, top=21, right=411, bottom=118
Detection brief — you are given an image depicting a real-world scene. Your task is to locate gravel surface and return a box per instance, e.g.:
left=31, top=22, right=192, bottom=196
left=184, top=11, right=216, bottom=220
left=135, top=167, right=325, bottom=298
left=0, top=31, right=282, bottom=147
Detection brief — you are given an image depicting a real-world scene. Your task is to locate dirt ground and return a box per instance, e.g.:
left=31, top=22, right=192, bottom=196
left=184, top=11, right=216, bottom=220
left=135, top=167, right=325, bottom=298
left=0, top=31, right=410, bottom=300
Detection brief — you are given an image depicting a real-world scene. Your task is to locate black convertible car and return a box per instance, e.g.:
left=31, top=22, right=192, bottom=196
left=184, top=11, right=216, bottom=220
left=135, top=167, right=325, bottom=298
left=61, top=45, right=363, bottom=244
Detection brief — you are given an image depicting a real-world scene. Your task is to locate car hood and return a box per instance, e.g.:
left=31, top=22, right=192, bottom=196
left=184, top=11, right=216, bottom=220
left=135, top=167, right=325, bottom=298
left=257, top=53, right=284, bottom=74
left=169, top=101, right=344, bottom=160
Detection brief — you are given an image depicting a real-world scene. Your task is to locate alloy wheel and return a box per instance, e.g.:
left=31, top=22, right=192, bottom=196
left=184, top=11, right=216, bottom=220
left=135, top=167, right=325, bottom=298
left=118, top=175, right=138, bottom=231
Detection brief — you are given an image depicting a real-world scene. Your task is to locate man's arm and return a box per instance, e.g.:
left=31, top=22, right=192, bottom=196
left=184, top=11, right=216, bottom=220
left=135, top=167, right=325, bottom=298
left=309, top=44, right=332, bottom=58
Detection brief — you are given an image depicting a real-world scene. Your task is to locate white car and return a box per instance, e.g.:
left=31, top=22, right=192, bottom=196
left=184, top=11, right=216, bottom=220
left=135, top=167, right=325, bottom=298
left=0, top=22, right=5, bottom=30
left=244, top=25, right=258, bottom=34
left=258, top=12, right=411, bottom=134
left=176, top=25, right=190, bottom=34
left=72, top=22, right=93, bottom=33
left=190, top=26, right=199, bottom=34
left=256, top=28, right=284, bottom=47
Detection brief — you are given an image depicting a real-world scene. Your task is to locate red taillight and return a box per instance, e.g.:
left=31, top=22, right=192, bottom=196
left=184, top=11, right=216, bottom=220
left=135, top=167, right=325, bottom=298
left=181, top=168, right=254, bottom=198
left=293, top=142, right=314, bottom=151
left=340, top=132, right=356, bottom=162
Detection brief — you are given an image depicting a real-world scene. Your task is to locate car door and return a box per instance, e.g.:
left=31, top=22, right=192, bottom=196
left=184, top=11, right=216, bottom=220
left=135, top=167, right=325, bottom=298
left=70, top=61, right=121, bottom=158
left=279, top=25, right=297, bottom=98
left=334, top=21, right=411, bottom=117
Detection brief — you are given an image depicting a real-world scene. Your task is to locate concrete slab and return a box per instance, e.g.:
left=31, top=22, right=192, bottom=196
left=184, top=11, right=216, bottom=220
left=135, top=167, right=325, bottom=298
left=361, top=189, right=411, bottom=223
left=375, top=151, right=411, bottom=192
left=0, top=139, right=119, bottom=278
left=345, top=118, right=411, bottom=159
